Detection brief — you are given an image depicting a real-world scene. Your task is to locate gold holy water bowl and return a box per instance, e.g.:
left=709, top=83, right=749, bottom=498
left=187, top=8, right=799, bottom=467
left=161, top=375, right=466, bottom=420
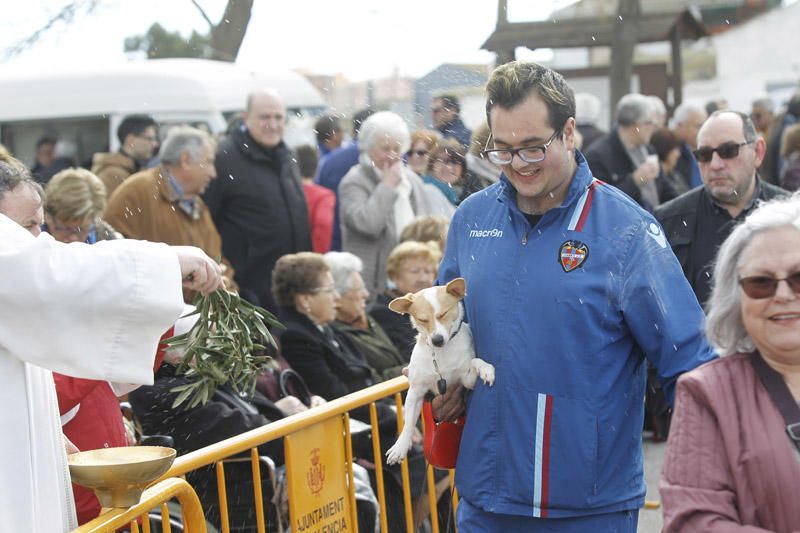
left=68, top=446, right=177, bottom=508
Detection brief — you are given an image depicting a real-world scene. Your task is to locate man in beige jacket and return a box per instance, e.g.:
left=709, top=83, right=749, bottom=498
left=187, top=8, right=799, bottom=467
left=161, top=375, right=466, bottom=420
left=91, top=114, right=158, bottom=197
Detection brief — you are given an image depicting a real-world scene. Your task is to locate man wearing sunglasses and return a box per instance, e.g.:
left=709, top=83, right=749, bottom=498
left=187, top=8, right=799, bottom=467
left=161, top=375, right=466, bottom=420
left=655, top=110, right=787, bottom=307
left=436, top=61, right=715, bottom=531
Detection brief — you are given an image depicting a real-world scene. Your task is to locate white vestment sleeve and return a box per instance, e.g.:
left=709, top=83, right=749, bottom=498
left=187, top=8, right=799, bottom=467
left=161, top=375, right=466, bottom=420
left=0, top=214, right=184, bottom=385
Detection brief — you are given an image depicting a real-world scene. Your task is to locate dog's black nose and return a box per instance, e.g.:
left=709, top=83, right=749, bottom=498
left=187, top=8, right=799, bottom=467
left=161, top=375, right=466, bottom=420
left=431, top=334, right=444, bottom=347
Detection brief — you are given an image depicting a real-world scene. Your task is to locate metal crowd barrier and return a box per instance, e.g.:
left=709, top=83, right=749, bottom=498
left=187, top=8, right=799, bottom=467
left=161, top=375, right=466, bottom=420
left=72, top=376, right=459, bottom=533
left=75, top=477, right=206, bottom=532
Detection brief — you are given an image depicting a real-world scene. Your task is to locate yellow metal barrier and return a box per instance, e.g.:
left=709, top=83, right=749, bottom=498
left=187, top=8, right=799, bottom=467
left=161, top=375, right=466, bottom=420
left=74, top=477, right=206, bottom=532
left=73, top=376, right=459, bottom=533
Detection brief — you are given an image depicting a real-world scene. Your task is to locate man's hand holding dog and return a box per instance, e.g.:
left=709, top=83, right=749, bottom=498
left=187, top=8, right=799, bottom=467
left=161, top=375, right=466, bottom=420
left=432, top=384, right=467, bottom=422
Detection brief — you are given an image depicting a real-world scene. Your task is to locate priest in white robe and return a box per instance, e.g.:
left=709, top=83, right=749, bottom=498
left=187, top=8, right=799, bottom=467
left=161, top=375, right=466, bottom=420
left=0, top=212, right=222, bottom=532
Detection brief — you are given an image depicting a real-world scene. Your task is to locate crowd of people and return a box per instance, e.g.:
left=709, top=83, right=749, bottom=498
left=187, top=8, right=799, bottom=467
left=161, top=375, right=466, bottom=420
left=2, top=60, right=800, bottom=532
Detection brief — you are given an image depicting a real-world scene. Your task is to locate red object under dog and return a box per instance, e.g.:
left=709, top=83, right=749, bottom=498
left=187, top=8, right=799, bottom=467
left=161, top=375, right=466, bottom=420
left=422, top=399, right=465, bottom=469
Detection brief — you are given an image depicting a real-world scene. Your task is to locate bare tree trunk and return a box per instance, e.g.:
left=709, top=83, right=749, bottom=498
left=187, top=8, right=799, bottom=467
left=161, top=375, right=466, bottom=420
left=194, top=0, right=254, bottom=62
left=609, top=0, right=641, bottom=127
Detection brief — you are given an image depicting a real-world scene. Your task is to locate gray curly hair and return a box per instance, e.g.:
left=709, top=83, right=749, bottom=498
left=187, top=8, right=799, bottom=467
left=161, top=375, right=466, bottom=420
left=706, top=194, right=800, bottom=355
left=323, top=251, right=364, bottom=295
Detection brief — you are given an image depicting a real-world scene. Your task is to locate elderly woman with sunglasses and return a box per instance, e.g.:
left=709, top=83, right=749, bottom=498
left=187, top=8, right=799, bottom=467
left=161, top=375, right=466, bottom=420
left=661, top=195, right=800, bottom=532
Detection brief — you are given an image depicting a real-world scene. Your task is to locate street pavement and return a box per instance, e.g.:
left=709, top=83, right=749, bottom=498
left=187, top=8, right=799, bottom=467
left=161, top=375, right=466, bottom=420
left=638, top=439, right=667, bottom=533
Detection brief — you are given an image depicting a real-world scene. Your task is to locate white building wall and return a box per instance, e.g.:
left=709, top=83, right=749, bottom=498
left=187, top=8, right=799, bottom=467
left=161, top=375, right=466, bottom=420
left=685, top=2, right=800, bottom=110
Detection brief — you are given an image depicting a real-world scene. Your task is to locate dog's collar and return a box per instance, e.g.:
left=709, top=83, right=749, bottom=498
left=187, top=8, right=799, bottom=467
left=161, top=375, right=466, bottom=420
left=430, top=304, right=465, bottom=396
left=447, top=301, right=465, bottom=341
left=448, top=316, right=464, bottom=341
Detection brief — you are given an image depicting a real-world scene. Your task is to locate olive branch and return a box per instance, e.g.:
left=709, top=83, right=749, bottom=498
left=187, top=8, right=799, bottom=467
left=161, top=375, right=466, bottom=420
left=164, top=289, right=283, bottom=408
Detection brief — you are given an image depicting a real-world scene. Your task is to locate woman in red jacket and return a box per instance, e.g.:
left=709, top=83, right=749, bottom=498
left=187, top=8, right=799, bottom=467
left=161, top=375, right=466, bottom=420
left=661, top=196, right=800, bottom=532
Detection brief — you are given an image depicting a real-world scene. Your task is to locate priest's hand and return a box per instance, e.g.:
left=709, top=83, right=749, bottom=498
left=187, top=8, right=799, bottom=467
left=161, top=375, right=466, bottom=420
left=173, top=246, right=224, bottom=295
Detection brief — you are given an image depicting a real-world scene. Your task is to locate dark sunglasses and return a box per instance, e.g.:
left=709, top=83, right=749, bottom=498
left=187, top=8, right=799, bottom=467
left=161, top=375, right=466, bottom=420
left=408, top=149, right=429, bottom=157
left=693, top=140, right=753, bottom=163
left=738, top=272, right=800, bottom=299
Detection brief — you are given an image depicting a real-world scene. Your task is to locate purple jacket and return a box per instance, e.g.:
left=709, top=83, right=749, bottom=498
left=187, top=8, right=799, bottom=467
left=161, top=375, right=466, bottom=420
left=661, top=353, right=800, bottom=532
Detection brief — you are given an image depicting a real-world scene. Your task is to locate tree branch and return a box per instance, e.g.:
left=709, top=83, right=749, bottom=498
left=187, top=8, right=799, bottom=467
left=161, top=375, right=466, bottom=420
left=190, top=0, right=215, bottom=29
left=2, top=0, right=99, bottom=61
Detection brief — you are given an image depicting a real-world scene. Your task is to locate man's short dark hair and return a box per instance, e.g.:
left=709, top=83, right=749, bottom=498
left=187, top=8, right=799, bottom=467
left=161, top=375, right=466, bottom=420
left=36, top=136, right=57, bottom=150
left=437, top=94, right=461, bottom=113
left=314, top=115, right=342, bottom=144
left=485, top=61, right=575, bottom=132
left=116, top=114, right=157, bottom=144
left=352, top=108, right=375, bottom=139
left=295, top=144, right=319, bottom=178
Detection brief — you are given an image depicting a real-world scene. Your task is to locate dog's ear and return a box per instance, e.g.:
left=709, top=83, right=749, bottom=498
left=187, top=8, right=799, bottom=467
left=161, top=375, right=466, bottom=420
left=388, top=294, right=415, bottom=315
left=445, top=277, right=467, bottom=299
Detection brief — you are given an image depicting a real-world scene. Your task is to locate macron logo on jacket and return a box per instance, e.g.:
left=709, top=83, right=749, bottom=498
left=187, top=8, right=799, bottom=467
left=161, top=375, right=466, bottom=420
left=469, top=228, right=504, bottom=238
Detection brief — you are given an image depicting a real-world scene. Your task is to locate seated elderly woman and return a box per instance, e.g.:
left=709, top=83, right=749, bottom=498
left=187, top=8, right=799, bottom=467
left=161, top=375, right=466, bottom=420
left=339, top=111, right=436, bottom=299
left=661, top=196, right=800, bottom=532
left=273, top=251, right=442, bottom=530
left=324, top=251, right=408, bottom=380
left=272, top=252, right=382, bottom=403
left=370, top=241, right=441, bottom=359
left=43, top=167, right=120, bottom=243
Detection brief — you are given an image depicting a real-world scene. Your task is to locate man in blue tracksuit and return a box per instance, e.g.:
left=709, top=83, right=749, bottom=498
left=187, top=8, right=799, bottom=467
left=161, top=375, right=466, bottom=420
left=436, top=61, right=716, bottom=531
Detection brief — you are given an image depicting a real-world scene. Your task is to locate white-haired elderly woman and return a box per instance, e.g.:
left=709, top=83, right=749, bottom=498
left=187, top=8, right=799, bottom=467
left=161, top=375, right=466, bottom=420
left=661, top=196, right=800, bottom=532
left=324, top=251, right=408, bottom=381
left=338, top=111, right=435, bottom=299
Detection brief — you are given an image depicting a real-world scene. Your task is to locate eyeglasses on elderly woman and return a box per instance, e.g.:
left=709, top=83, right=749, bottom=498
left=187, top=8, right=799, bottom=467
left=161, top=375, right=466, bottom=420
left=739, top=272, right=800, bottom=299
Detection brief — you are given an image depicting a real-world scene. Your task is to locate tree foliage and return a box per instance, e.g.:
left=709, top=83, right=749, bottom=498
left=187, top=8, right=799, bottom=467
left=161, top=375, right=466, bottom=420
left=124, top=0, right=253, bottom=62
left=124, top=23, right=210, bottom=59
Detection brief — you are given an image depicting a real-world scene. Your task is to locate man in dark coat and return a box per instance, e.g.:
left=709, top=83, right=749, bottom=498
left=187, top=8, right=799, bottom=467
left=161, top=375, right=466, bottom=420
left=655, top=111, right=788, bottom=308
left=432, top=94, right=472, bottom=149
left=130, top=363, right=287, bottom=532
left=672, top=102, right=707, bottom=190
left=204, top=90, right=312, bottom=311
left=584, top=93, right=673, bottom=211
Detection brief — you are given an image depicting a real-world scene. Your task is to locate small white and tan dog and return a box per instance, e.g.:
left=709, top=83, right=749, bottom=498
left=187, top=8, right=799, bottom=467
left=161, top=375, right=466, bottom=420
left=385, top=277, right=495, bottom=464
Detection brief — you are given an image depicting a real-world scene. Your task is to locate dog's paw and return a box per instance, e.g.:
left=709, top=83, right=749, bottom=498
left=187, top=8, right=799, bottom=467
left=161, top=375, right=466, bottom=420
left=385, top=439, right=411, bottom=465
left=478, top=363, right=495, bottom=386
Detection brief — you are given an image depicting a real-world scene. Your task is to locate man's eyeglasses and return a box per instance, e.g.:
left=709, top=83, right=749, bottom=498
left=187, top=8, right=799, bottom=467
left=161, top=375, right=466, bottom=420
left=482, top=128, right=562, bottom=166
left=693, top=141, right=753, bottom=163
left=431, top=107, right=445, bottom=114
left=408, top=150, right=429, bottom=157
left=739, top=272, right=800, bottom=299
left=434, top=157, right=462, bottom=166
left=136, top=134, right=159, bottom=143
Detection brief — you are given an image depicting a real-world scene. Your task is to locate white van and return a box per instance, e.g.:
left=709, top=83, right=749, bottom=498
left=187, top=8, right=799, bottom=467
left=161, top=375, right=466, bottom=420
left=0, top=58, right=326, bottom=166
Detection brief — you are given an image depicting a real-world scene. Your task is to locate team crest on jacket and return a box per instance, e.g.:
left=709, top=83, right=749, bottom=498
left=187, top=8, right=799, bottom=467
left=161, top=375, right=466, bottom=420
left=559, top=240, right=589, bottom=272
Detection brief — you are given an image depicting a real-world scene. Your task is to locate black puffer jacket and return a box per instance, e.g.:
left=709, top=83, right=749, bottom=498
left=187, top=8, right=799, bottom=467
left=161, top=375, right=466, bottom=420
left=204, top=128, right=311, bottom=311
left=130, top=364, right=286, bottom=532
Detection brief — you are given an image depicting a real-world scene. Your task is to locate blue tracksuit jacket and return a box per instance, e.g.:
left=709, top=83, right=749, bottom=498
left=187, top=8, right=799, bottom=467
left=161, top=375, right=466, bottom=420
left=437, top=151, right=716, bottom=518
